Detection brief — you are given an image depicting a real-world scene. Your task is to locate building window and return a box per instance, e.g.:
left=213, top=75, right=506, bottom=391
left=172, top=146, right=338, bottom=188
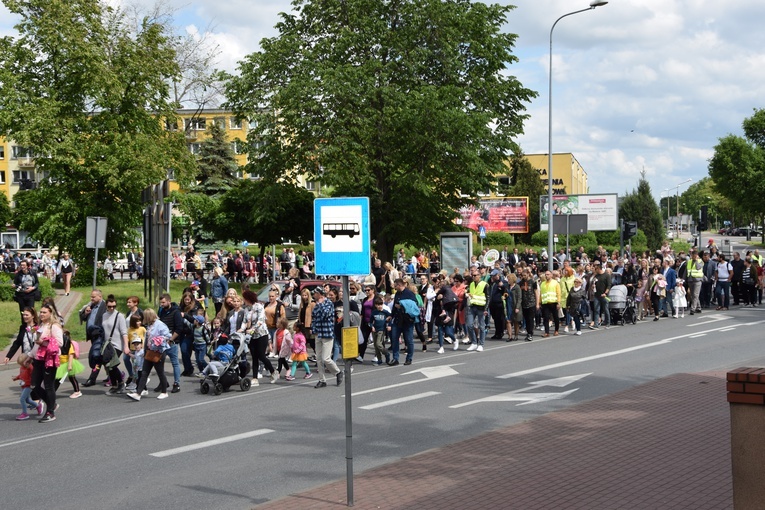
left=0, top=171, right=5, bottom=184
left=0, top=146, right=4, bottom=159
left=230, top=141, right=244, bottom=155
left=229, top=117, right=242, bottom=130
left=248, top=118, right=258, bottom=129
left=184, top=118, right=206, bottom=131
left=12, top=170, right=34, bottom=183
left=164, top=119, right=179, bottom=131
left=167, top=168, right=176, bottom=181
left=213, top=117, right=226, bottom=130
left=305, top=181, right=316, bottom=191
left=11, top=146, right=33, bottom=159
left=236, top=170, right=244, bottom=179
left=188, top=143, right=201, bottom=155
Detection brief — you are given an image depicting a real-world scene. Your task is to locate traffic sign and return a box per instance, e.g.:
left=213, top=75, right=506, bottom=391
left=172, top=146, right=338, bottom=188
left=478, top=225, right=486, bottom=239
left=314, top=197, right=371, bottom=275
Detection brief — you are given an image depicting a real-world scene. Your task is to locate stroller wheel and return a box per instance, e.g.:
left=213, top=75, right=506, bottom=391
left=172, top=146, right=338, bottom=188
left=214, top=383, right=223, bottom=396
left=240, top=377, right=252, bottom=391
left=200, top=382, right=210, bottom=395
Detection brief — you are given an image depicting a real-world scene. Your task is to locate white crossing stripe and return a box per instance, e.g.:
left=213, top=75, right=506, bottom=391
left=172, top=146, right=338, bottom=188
left=689, top=333, right=707, bottom=338
left=359, top=391, right=441, bottom=410
left=150, top=429, right=274, bottom=458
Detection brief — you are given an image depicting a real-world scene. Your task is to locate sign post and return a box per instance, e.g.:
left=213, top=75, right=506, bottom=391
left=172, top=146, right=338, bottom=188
left=478, top=224, right=486, bottom=252
left=86, top=216, right=107, bottom=290
left=314, top=197, right=371, bottom=507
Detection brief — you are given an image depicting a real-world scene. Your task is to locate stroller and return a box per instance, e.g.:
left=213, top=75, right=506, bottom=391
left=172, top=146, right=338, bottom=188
left=608, top=283, right=636, bottom=325
left=200, top=332, right=252, bottom=395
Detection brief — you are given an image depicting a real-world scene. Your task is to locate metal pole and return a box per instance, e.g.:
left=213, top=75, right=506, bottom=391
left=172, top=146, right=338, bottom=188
left=92, top=220, right=99, bottom=290
left=342, top=275, right=354, bottom=506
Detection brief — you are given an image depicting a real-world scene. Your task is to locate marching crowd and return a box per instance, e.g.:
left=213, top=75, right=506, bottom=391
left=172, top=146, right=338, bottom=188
left=4, top=237, right=762, bottom=423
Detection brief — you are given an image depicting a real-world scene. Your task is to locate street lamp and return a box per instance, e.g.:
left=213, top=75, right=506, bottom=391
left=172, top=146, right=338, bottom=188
left=547, top=0, right=608, bottom=270
left=673, top=178, right=692, bottom=234
left=661, top=189, right=670, bottom=230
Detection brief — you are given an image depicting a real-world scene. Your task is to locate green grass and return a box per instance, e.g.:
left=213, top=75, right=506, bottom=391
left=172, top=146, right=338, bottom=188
left=1, top=279, right=263, bottom=350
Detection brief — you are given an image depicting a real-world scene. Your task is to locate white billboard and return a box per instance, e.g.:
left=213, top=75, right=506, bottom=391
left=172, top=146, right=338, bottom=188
left=540, top=193, right=618, bottom=232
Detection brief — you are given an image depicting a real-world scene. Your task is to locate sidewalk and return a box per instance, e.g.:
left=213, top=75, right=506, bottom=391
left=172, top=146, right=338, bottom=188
left=255, top=371, right=732, bottom=509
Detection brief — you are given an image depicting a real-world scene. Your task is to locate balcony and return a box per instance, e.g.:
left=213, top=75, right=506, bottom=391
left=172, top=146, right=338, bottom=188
left=18, top=158, right=35, bottom=168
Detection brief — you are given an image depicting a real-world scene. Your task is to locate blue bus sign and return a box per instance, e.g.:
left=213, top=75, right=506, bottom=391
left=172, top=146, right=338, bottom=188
left=314, top=197, right=371, bottom=276
left=478, top=225, right=487, bottom=239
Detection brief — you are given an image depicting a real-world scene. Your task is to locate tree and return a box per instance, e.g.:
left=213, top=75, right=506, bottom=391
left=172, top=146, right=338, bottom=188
left=0, top=0, right=195, bottom=262
left=708, top=108, right=765, bottom=231
left=0, top=193, right=11, bottom=229
left=213, top=180, right=314, bottom=281
left=678, top=177, right=732, bottom=232
left=506, top=155, right=546, bottom=240
left=172, top=122, right=239, bottom=243
left=224, top=0, right=536, bottom=262
left=619, top=171, right=664, bottom=250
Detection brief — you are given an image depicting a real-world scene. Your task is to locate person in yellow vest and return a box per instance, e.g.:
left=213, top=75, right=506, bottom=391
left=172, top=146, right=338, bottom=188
left=465, top=270, right=489, bottom=351
left=685, top=250, right=704, bottom=314
left=539, top=270, right=562, bottom=337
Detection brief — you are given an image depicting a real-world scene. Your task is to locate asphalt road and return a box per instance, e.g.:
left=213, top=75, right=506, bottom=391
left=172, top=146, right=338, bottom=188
left=2, top=301, right=765, bottom=510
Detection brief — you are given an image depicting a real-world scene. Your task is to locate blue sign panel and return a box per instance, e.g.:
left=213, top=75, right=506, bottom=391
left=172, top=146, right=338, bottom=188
left=478, top=225, right=487, bottom=239
left=314, top=197, right=371, bottom=276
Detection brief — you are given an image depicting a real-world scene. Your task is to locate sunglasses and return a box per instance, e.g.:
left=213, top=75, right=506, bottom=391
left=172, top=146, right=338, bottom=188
left=107, top=305, right=116, bottom=310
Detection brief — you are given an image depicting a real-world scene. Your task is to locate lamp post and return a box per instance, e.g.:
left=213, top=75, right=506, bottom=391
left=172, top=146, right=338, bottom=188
left=661, top=189, right=670, bottom=230
left=547, top=0, right=609, bottom=270
left=673, top=178, right=692, bottom=235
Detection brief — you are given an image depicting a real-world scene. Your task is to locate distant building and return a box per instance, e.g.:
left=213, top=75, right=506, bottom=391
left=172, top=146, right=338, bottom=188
left=524, top=153, right=589, bottom=196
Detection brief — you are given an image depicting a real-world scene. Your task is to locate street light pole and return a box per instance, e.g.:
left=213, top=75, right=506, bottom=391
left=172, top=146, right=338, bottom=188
left=548, top=0, right=608, bottom=270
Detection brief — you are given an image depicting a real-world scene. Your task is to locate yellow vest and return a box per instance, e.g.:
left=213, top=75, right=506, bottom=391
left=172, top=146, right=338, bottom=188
left=687, top=258, right=703, bottom=278
left=753, top=254, right=763, bottom=267
left=468, top=280, right=488, bottom=307
left=540, top=280, right=560, bottom=304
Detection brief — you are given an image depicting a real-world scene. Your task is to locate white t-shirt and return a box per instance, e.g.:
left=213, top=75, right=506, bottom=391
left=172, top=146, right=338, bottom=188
left=716, top=261, right=733, bottom=280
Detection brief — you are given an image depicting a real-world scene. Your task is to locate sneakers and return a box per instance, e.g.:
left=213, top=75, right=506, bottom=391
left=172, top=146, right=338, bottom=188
left=69, top=392, right=82, bottom=399
left=564, top=326, right=569, bottom=333
left=315, top=380, right=327, bottom=388
left=403, top=359, right=412, bottom=365
left=476, top=345, right=484, bottom=352
left=575, top=331, right=582, bottom=336
left=304, top=372, right=313, bottom=379
left=38, top=413, right=56, bottom=423
left=285, top=375, right=295, bottom=381
left=106, top=383, right=125, bottom=395
left=336, top=371, right=344, bottom=386
left=673, top=314, right=678, bottom=319
left=257, top=372, right=263, bottom=379
left=36, top=401, right=45, bottom=416
left=467, top=344, right=478, bottom=351
left=140, top=390, right=148, bottom=396
left=157, top=393, right=169, bottom=400
left=422, top=345, right=427, bottom=352
left=437, top=347, right=445, bottom=354
left=387, top=360, right=399, bottom=366
left=453, top=341, right=459, bottom=351
left=444, top=337, right=453, bottom=344
left=16, top=413, right=30, bottom=421
left=171, top=384, right=180, bottom=393
left=104, top=380, right=112, bottom=387
left=270, top=371, right=279, bottom=384
left=127, top=392, right=141, bottom=401
left=355, top=356, right=363, bottom=363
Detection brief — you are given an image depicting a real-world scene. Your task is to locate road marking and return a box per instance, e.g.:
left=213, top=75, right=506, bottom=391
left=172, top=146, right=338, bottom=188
left=350, top=364, right=461, bottom=397
left=497, top=321, right=765, bottom=380
left=688, top=314, right=730, bottom=327
left=689, top=333, right=707, bottom=338
left=359, top=391, right=441, bottom=410
left=718, top=327, right=736, bottom=332
left=451, top=373, right=589, bottom=408
left=150, top=429, right=274, bottom=458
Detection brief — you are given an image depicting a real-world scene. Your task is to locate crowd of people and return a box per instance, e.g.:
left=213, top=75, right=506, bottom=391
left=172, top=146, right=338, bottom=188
left=4, top=237, right=762, bottom=422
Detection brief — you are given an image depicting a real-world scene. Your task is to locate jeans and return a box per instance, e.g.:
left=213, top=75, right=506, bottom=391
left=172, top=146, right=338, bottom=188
left=193, top=342, right=208, bottom=371
left=316, top=337, right=339, bottom=382
left=663, top=290, right=675, bottom=315
left=465, top=305, right=486, bottom=346
left=437, top=322, right=456, bottom=348
left=716, top=280, right=731, bottom=308
left=179, top=334, right=194, bottom=374
left=593, top=296, right=610, bottom=326
left=390, top=322, right=415, bottom=362
left=122, top=352, right=134, bottom=379
left=165, top=343, right=181, bottom=385
left=20, top=387, right=37, bottom=413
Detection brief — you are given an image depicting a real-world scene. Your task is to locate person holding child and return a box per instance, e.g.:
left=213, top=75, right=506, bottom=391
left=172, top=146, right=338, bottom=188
left=285, top=322, right=312, bottom=381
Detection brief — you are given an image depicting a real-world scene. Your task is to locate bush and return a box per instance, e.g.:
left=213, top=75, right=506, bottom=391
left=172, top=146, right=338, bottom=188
left=71, top=266, right=108, bottom=288
left=482, top=232, right=516, bottom=248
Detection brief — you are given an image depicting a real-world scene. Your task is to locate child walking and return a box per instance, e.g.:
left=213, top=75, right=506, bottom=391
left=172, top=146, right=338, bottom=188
left=13, top=354, right=42, bottom=420
left=285, top=322, right=312, bottom=381
left=634, top=279, right=646, bottom=321
left=369, top=296, right=391, bottom=366
left=673, top=279, right=688, bottom=318
left=125, top=314, right=146, bottom=387
left=55, top=331, right=84, bottom=398
left=275, top=317, right=293, bottom=379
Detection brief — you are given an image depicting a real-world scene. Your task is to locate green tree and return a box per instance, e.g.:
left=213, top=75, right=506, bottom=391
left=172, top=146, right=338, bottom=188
left=0, top=193, right=12, bottom=229
left=678, top=177, right=732, bottom=232
left=506, top=154, right=545, bottom=240
left=619, top=171, right=664, bottom=250
left=0, top=0, right=195, bottom=262
left=708, top=108, right=765, bottom=232
left=213, top=179, right=314, bottom=281
left=224, top=0, right=536, bottom=262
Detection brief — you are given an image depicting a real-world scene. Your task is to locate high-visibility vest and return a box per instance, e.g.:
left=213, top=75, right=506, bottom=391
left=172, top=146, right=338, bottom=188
left=687, top=259, right=703, bottom=278
left=468, top=280, right=488, bottom=307
left=540, top=280, right=560, bottom=304
left=752, top=254, right=763, bottom=267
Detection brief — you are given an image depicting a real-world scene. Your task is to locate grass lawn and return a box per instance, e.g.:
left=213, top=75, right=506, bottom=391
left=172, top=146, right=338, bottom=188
left=1, top=279, right=262, bottom=350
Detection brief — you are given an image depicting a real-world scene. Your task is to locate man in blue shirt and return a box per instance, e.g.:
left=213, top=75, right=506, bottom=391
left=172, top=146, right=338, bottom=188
left=389, top=278, right=417, bottom=366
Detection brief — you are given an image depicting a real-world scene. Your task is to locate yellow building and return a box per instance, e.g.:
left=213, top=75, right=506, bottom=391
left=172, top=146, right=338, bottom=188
left=524, top=153, right=588, bottom=196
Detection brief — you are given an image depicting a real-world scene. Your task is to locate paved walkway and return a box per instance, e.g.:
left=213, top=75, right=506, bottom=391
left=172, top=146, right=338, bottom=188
left=255, top=371, right=732, bottom=509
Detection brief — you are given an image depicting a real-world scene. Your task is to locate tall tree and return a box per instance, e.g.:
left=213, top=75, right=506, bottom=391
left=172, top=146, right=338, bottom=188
left=0, top=0, right=195, bottom=261
left=708, top=108, right=765, bottom=231
left=506, top=155, right=546, bottom=240
left=619, top=171, right=664, bottom=250
left=678, top=177, right=732, bottom=232
left=224, top=0, right=536, bottom=262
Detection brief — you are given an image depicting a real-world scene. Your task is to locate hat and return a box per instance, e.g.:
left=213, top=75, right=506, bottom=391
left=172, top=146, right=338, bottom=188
left=191, top=280, right=200, bottom=286
left=490, top=269, right=501, bottom=276
left=193, top=315, right=206, bottom=324
left=312, top=287, right=325, bottom=295
left=131, top=337, right=142, bottom=344
left=708, top=238, right=714, bottom=244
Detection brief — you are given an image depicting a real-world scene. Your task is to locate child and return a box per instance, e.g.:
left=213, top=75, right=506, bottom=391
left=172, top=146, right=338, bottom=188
left=192, top=315, right=209, bottom=373
left=634, top=279, right=646, bottom=321
left=198, top=336, right=235, bottom=379
left=369, top=296, right=391, bottom=366
left=285, top=322, right=312, bottom=381
left=55, top=331, right=84, bottom=398
left=13, top=354, right=42, bottom=420
left=276, top=316, right=293, bottom=380
left=125, top=314, right=146, bottom=387
left=128, top=337, right=145, bottom=392
left=673, top=279, right=688, bottom=318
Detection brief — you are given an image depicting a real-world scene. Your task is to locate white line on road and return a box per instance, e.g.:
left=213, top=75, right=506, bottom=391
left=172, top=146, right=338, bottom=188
left=718, top=327, right=736, bottom=332
left=150, top=429, right=274, bottom=458
left=359, top=392, right=440, bottom=410
left=689, top=333, right=707, bottom=338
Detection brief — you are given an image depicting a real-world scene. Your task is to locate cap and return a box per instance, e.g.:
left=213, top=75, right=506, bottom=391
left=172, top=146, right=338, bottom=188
left=191, top=280, right=200, bottom=286
left=193, top=315, right=206, bottom=324
left=312, top=287, right=325, bottom=295
left=708, top=238, right=714, bottom=244
left=131, top=337, right=142, bottom=344
left=490, top=269, right=500, bottom=276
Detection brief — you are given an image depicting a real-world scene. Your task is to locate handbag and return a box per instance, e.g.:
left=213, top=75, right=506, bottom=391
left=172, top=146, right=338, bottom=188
left=144, top=349, right=162, bottom=363
left=101, top=318, right=119, bottom=365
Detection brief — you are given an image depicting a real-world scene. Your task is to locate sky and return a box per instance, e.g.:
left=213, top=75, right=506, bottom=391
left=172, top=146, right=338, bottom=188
left=2, top=0, right=764, bottom=202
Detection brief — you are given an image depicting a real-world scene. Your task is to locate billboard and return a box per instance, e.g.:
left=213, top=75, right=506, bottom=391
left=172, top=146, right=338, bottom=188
left=459, top=197, right=529, bottom=234
left=540, top=193, right=618, bottom=231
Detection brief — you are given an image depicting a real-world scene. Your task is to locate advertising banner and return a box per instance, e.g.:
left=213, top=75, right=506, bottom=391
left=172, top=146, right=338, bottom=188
left=540, top=194, right=618, bottom=232
left=459, top=197, right=528, bottom=234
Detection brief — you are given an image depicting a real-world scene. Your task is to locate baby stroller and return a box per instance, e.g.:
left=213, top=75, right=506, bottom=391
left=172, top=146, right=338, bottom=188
left=608, top=283, right=636, bottom=325
left=200, top=332, right=252, bottom=395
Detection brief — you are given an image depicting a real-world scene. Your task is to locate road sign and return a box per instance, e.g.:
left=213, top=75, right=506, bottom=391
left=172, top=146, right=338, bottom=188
left=314, top=197, right=371, bottom=275
left=478, top=225, right=486, bottom=239
left=86, top=217, right=107, bottom=249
